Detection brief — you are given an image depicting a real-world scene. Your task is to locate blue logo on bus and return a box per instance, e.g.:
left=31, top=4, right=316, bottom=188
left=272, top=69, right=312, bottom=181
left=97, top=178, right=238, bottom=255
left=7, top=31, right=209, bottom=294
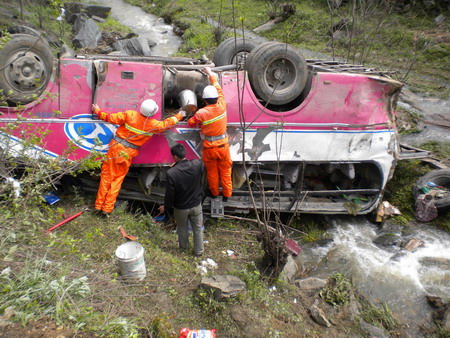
left=64, top=114, right=117, bottom=153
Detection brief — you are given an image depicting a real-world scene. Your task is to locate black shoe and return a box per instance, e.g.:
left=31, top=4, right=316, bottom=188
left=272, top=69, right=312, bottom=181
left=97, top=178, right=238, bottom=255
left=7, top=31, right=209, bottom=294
left=222, top=196, right=228, bottom=203
left=92, top=209, right=103, bottom=216
left=102, top=211, right=111, bottom=218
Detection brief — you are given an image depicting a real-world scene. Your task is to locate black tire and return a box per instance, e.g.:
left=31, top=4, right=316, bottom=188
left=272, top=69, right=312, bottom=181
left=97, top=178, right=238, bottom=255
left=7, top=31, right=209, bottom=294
left=247, top=42, right=308, bottom=106
left=213, top=37, right=259, bottom=68
left=413, top=169, right=450, bottom=211
left=0, top=34, right=54, bottom=105
left=244, top=41, right=279, bottom=72
left=7, top=26, right=41, bottom=37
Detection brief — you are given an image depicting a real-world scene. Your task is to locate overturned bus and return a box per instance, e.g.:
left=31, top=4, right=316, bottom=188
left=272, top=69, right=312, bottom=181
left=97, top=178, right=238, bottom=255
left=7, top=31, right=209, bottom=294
left=0, top=34, right=418, bottom=215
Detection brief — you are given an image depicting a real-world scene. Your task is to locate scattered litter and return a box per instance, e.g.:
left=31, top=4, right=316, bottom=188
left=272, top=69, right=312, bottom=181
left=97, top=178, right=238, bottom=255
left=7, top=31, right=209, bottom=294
left=154, top=214, right=167, bottom=223
left=118, top=226, right=138, bottom=241
left=293, top=298, right=298, bottom=304
left=203, top=240, right=209, bottom=244
left=269, top=286, right=277, bottom=292
left=285, top=239, right=302, bottom=256
left=197, top=258, right=218, bottom=275
left=415, top=194, right=438, bottom=222
left=44, top=192, right=60, bottom=205
left=5, top=177, right=21, bottom=198
left=222, top=249, right=237, bottom=259
left=180, top=328, right=216, bottom=338
left=375, top=201, right=401, bottom=222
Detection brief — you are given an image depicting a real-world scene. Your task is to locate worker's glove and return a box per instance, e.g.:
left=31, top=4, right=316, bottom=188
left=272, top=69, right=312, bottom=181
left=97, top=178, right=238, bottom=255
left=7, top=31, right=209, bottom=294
left=96, top=111, right=108, bottom=121
left=179, top=110, right=187, bottom=119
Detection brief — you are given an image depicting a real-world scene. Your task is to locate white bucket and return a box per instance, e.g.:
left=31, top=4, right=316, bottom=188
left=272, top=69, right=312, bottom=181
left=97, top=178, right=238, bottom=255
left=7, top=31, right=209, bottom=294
left=115, top=241, right=146, bottom=280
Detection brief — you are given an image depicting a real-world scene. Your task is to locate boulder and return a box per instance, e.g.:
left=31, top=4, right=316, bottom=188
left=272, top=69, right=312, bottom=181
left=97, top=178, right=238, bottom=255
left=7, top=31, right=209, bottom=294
left=295, top=277, right=327, bottom=290
left=280, top=255, right=299, bottom=283
left=113, top=37, right=152, bottom=56
left=64, top=2, right=111, bottom=24
left=373, top=233, right=402, bottom=249
left=309, top=303, right=331, bottom=327
left=72, top=15, right=101, bottom=49
left=360, top=320, right=389, bottom=338
left=199, top=275, right=246, bottom=300
left=403, top=238, right=424, bottom=252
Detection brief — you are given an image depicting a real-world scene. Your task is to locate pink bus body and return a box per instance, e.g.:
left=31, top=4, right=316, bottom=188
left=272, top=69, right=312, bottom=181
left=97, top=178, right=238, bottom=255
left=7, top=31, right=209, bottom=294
left=0, top=54, right=404, bottom=214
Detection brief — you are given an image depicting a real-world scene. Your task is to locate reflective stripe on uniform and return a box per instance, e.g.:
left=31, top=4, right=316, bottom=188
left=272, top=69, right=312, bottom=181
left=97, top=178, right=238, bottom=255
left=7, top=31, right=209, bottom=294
left=202, top=112, right=226, bottom=125
left=125, top=123, right=153, bottom=135
left=205, top=133, right=227, bottom=142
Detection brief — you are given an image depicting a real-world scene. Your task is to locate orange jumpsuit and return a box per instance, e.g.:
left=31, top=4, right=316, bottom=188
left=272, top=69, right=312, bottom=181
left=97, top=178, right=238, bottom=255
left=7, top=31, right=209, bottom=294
left=95, top=109, right=182, bottom=213
left=188, top=75, right=232, bottom=198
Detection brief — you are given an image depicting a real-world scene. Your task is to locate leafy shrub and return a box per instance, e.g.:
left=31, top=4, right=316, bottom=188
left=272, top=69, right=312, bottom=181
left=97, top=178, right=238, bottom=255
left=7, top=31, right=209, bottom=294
left=319, top=273, right=352, bottom=307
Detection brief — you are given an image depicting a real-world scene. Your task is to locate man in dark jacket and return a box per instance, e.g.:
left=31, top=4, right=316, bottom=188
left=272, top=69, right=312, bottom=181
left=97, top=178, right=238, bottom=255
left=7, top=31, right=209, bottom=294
left=158, top=144, right=205, bottom=256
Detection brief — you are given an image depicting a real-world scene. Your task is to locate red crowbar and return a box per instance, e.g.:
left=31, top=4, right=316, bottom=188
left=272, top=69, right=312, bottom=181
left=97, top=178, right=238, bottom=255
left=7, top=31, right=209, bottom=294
left=46, top=210, right=84, bottom=234
left=118, top=226, right=138, bottom=241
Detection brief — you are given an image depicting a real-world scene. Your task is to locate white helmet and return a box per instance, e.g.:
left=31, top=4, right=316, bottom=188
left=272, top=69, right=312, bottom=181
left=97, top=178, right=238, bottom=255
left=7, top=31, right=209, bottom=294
left=202, top=85, right=218, bottom=99
left=140, top=99, right=159, bottom=117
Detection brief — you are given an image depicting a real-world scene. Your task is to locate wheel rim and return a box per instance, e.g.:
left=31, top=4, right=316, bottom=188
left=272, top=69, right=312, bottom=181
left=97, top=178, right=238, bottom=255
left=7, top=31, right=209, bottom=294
left=5, top=49, right=48, bottom=93
left=231, top=51, right=250, bottom=68
left=263, top=57, right=297, bottom=94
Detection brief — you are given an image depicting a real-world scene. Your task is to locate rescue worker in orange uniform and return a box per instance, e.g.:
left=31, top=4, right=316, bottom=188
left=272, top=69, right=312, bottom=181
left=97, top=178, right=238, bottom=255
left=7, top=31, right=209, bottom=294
left=187, top=67, right=232, bottom=201
left=92, top=99, right=185, bottom=215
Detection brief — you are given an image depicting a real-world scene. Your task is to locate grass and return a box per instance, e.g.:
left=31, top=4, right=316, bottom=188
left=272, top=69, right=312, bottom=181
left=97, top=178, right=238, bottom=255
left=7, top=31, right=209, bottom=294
left=0, top=188, right=314, bottom=335
left=359, top=301, right=399, bottom=333
left=319, top=273, right=352, bottom=307
left=122, top=0, right=449, bottom=97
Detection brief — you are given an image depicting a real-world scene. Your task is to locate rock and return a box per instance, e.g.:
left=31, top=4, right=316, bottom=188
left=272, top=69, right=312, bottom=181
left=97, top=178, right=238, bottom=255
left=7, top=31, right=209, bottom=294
left=280, top=255, right=299, bottom=283
left=373, top=233, right=402, bottom=249
left=435, top=14, right=446, bottom=25
left=199, top=275, right=246, bottom=300
left=360, top=320, right=389, bottom=338
left=309, top=303, right=331, bottom=327
left=295, top=277, right=327, bottom=290
left=403, top=238, right=424, bottom=252
left=443, top=307, right=450, bottom=331
left=64, top=2, right=111, bottom=24
left=426, top=295, right=446, bottom=309
left=113, top=37, right=152, bottom=56
left=59, top=44, right=76, bottom=58
left=72, top=15, right=101, bottom=49
left=91, top=15, right=106, bottom=23
left=420, top=257, right=450, bottom=271
left=229, top=305, right=262, bottom=336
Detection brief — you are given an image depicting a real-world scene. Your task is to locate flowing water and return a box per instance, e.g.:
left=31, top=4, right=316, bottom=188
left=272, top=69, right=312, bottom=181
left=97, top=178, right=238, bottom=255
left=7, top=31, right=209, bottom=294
left=98, top=1, right=449, bottom=334
left=296, top=217, right=450, bottom=335
left=95, top=0, right=182, bottom=56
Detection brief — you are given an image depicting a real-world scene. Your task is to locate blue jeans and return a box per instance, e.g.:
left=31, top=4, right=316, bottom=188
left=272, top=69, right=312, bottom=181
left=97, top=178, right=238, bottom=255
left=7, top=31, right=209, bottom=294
left=173, top=203, right=204, bottom=255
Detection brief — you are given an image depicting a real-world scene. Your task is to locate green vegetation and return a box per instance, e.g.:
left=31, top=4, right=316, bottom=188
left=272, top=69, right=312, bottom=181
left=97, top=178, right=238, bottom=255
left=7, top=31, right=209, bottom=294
left=420, top=141, right=450, bottom=161
left=98, top=16, right=133, bottom=35
left=359, top=301, right=399, bottom=333
left=319, top=273, right=352, bottom=307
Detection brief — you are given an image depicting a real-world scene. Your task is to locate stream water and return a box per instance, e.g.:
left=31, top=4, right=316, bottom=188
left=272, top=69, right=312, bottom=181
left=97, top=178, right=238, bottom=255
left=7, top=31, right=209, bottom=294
left=95, top=0, right=182, bottom=56
left=296, top=217, right=450, bottom=334
left=99, top=0, right=449, bottom=334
